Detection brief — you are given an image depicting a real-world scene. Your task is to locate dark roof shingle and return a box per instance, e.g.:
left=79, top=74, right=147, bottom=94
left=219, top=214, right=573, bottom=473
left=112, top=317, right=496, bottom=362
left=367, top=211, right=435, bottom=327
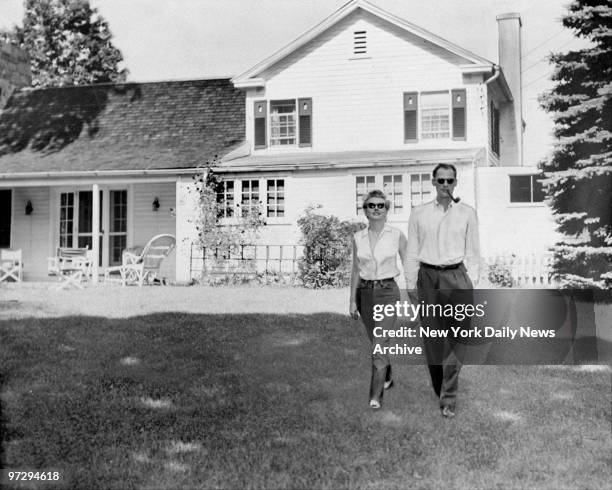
left=0, top=78, right=245, bottom=174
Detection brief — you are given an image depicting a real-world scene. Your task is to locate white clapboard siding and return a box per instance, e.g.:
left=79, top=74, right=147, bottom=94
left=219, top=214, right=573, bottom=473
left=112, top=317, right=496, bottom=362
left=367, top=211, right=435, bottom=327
left=246, top=9, right=488, bottom=153
left=131, top=182, right=176, bottom=279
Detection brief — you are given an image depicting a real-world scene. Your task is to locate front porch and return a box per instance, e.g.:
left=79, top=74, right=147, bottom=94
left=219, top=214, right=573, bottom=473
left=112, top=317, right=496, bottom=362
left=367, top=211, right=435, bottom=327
left=0, top=174, right=196, bottom=283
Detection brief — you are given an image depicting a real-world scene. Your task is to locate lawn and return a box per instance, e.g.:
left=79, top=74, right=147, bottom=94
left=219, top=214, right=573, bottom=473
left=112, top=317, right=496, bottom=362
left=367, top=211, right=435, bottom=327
left=0, top=285, right=611, bottom=489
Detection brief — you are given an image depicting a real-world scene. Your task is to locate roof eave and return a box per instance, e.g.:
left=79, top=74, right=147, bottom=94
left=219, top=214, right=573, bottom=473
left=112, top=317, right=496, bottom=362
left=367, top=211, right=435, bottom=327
left=0, top=167, right=203, bottom=181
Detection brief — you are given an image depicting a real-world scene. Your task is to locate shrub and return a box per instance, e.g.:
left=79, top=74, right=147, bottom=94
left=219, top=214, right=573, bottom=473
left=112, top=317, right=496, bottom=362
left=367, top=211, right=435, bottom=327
left=487, top=258, right=515, bottom=288
left=297, top=205, right=363, bottom=288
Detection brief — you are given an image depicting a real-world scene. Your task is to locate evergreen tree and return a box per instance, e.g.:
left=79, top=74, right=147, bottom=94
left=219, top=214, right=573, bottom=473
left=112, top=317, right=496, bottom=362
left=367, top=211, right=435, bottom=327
left=539, top=0, right=612, bottom=289
left=2, top=0, right=127, bottom=87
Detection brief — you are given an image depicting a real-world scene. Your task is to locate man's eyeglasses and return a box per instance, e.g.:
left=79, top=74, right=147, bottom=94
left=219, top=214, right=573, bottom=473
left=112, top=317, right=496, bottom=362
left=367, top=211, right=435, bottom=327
left=366, top=202, right=386, bottom=210
left=436, top=178, right=455, bottom=185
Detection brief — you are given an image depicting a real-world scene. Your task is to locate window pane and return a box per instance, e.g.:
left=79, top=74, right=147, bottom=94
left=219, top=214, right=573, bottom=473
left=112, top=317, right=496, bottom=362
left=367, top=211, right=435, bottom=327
left=356, top=175, right=376, bottom=215
left=410, top=173, right=433, bottom=207
left=421, top=92, right=450, bottom=139
left=510, top=176, right=531, bottom=202
left=532, top=176, right=546, bottom=202
left=270, top=100, right=296, bottom=146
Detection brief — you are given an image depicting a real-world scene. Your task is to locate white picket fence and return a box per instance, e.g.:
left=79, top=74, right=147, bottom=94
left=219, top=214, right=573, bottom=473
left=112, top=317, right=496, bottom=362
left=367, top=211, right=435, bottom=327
left=485, top=253, right=557, bottom=288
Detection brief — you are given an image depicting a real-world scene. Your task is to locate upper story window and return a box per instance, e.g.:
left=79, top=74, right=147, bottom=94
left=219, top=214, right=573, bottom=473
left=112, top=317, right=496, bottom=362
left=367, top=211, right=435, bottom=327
left=421, top=92, right=450, bottom=139
left=510, top=175, right=545, bottom=203
left=270, top=100, right=296, bottom=146
left=254, top=98, right=312, bottom=149
left=404, top=89, right=466, bottom=143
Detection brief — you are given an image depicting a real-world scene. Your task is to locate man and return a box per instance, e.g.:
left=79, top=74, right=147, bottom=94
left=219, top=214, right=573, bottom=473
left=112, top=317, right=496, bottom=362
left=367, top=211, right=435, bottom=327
left=405, top=163, right=480, bottom=418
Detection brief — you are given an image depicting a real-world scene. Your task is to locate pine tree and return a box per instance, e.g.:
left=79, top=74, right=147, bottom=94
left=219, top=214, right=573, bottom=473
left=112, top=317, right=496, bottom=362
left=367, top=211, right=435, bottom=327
left=2, top=0, right=127, bottom=87
left=539, top=0, right=612, bottom=289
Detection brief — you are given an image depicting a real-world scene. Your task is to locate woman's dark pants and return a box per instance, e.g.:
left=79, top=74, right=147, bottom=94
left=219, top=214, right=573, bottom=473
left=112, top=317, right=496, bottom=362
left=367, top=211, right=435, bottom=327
left=356, top=278, right=399, bottom=402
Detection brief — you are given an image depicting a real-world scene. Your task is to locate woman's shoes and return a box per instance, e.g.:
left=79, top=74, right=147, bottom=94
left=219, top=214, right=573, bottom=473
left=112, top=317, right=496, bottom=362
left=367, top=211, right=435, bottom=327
left=383, top=365, right=394, bottom=390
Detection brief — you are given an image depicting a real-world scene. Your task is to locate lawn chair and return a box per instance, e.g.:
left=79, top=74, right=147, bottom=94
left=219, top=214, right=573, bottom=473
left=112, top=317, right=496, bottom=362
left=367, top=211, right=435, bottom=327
left=104, top=234, right=175, bottom=286
left=0, top=249, right=23, bottom=282
left=47, top=247, right=93, bottom=289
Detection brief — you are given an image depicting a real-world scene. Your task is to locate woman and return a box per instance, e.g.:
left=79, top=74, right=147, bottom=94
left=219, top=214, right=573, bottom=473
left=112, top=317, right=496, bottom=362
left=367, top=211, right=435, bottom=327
left=350, top=189, right=409, bottom=409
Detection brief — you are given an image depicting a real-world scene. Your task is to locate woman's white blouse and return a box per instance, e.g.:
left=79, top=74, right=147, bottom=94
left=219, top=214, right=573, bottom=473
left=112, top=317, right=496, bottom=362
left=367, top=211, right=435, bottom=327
left=354, top=225, right=401, bottom=280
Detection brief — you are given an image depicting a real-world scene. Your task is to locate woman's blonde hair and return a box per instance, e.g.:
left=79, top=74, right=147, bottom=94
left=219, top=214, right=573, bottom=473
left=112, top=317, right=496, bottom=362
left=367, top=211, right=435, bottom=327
left=362, top=189, right=391, bottom=210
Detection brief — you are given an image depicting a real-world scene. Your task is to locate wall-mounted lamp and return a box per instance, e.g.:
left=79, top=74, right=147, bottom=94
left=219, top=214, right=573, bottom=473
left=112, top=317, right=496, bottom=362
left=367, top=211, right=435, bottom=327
left=152, top=197, right=160, bottom=211
left=25, top=200, right=33, bottom=215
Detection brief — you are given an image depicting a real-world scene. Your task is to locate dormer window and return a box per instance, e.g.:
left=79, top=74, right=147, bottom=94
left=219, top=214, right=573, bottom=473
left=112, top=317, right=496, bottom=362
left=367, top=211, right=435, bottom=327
left=270, top=100, right=296, bottom=146
left=253, top=98, right=313, bottom=149
left=353, top=30, right=367, bottom=55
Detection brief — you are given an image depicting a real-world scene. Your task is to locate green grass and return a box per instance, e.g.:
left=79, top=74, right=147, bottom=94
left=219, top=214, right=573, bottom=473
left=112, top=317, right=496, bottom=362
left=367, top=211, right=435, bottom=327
left=0, top=287, right=611, bottom=489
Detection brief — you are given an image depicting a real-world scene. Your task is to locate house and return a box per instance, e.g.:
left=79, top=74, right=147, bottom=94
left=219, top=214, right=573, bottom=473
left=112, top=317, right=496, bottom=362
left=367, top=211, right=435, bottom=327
left=0, top=0, right=560, bottom=283
left=0, top=47, right=244, bottom=280
left=217, top=0, right=559, bottom=261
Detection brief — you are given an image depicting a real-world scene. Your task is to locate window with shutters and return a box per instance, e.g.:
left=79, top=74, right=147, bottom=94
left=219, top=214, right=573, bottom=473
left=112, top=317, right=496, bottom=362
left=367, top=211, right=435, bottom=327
left=404, top=90, right=467, bottom=143
left=270, top=100, right=296, bottom=146
left=509, top=175, right=545, bottom=203
left=257, top=98, right=312, bottom=148
left=421, top=92, right=450, bottom=139
left=410, top=173, right=434, bottom=207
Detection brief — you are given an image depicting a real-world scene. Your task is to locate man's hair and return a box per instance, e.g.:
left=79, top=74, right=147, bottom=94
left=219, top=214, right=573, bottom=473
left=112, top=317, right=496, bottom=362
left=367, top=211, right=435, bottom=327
left=432, top=163, right=457, bottom=179
left=362, top=189, right=391, bottom=210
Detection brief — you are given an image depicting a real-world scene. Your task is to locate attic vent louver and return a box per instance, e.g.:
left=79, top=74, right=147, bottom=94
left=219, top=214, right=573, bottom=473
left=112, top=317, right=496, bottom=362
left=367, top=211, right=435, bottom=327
left=353, top=30, right=367, bottom=55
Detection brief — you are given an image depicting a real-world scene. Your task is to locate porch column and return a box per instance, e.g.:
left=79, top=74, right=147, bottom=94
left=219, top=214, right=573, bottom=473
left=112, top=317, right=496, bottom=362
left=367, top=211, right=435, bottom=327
left=92, top=183, right=100, bottom=285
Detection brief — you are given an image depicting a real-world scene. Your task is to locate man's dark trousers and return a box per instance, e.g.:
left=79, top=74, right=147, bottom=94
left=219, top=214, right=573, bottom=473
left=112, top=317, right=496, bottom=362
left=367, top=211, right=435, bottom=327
left=417, top=263, right=473, bottom=409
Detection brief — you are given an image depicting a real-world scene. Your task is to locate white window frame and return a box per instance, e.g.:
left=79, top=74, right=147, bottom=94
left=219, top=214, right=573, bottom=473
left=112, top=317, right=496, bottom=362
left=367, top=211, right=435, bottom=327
left=355, top=174, right=408, bottom=216
left=270, top=100, right=297, bottom=147
left=266, top=178, right=285, bottom=218
left=409, top=172, right=434, bottom=207
left=217, top=177, right=290, bottom=224
left=508, top=174, right=546, bottom=206
left=216, top=180, right=235, bottom=218
left=420, top=91, right=450, bottom=140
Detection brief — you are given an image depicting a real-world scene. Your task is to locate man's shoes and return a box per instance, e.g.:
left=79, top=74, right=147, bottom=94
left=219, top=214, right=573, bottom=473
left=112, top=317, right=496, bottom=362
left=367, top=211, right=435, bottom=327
left=369, top=399, right=381, bottom=410
left=383, top=379, right=394, bottom=390
left=441, top=405, right=455, bottom=418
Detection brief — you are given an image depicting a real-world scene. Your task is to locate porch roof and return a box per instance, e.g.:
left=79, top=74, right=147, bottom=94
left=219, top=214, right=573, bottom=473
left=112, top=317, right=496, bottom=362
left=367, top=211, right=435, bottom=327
left=216, top=148, right=485, bottom=173
left=0, top=78, right=245, bottom=177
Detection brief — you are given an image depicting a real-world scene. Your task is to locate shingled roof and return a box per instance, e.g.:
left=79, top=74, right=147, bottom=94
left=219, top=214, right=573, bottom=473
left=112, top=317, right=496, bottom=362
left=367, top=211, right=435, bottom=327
left=0, top=78, right=245, bottom=174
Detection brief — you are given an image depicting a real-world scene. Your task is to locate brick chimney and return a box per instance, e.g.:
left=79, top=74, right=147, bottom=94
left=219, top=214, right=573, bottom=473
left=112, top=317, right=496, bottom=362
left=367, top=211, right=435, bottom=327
left=496, top=13, right=523, bottom=166
left=0, top=41, right=31, bottom=109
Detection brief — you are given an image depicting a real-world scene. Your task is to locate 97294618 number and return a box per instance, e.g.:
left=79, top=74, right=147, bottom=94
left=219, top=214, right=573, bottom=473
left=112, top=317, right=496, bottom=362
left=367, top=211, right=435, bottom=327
left=6, top=471, right=61, bottom=481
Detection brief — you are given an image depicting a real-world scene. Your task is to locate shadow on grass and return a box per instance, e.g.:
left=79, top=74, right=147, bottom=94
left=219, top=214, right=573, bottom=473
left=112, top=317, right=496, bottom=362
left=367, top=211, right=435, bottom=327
left=0, top=312, right=610, bottom=490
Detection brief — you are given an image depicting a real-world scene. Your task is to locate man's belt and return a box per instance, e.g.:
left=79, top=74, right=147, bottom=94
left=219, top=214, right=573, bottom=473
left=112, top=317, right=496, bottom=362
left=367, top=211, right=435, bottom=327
left=420, top=262, right=463, bottom=271
left=359, top=277, right=396, bottom=288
